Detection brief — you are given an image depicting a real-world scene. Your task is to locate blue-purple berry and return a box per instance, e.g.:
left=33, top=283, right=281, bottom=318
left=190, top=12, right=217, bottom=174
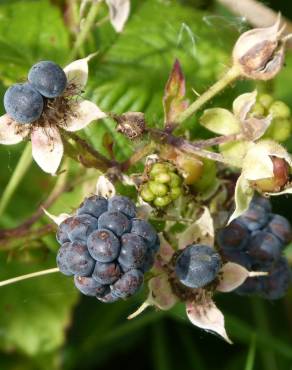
left=87, top=229, right=120, bottom=263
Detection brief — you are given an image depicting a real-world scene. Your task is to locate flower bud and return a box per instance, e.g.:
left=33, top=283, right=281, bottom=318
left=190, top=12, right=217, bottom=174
left=232, top=16, right=290, bottom=80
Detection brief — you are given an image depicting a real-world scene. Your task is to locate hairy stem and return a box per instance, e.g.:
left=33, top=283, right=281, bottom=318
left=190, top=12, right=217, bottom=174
left=193, top=133, right=243, bottom=148
left=176, top=65, right=241, bottom=124
left=0, top=143, right=33, bottom=218
left=0, top=267, right=60, bottom=288
left=69, top=1, right=101, bottom=60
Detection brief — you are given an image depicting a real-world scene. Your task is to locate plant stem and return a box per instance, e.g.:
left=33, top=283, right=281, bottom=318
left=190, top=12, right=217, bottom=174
left=0, top=143, right=32, bottom=218
left=176, top=65, right=241, bottom=124
left=69, top=1, right=101, bottom=61
left=0, top=267, right=60, bottom=287
left=193, top=133, right=243, bottom=148
left=121, top=142, right=156, bottom=170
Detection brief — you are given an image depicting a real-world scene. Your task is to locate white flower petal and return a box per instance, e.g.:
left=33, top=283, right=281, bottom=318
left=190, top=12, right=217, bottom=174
left=95, top=175, right=116, bottom=198
left=217, top=262, right=249, bottom=293
left=0, top=114, right=29, bottom=144
left=186, top=300, right=232, bottom=344
left=43, top=209, right=71, bottom=225
left=63, top=54, right=96, bottom=89
left=63, top=100, right=106, bottom=132
left=31, top=126, right=64, bottom=175
left=106, top=0, right=130, bottom=32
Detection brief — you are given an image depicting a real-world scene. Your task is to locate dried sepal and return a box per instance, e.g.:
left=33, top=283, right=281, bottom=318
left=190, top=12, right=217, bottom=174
left=114, top=112, right=145, bottom=139
left=200, top=108, right=240, bottom=136
left=178, top=207, right=214, bottom=249
left=105, top=0, right=130, bottom=32
left=232, top=16, right=289, bottom=80
left=0, top=114, right=29, bottom=144
left=43, top=209, right=71, bottom=225
left=95, top=175, right=116, bottom=198
left=163, top=59, right=189, bottom=126
left=186, top=300, right=232, bottom=344
left=217, top=262, right=268, bottom=292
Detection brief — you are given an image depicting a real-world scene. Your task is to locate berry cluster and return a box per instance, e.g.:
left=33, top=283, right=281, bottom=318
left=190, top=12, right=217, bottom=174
left=217, top=196, right=292, bottom=299
left=140, top=162, right=183, bottom=207
left=175, top=244, right=222, bottom=289
left=4, top=61, right=67, bottom=124
left=252, top=93, right=292, bottom=142
left=56, top=195, right=160, bottom=303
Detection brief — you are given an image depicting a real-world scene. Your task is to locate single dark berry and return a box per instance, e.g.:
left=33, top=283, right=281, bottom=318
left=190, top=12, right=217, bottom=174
left=216, top=219, right=249, bottom=250
left=97, top=288, right=120, bottom=303
left=260, top=257, right=291, bottom=300
left=220, top=248, right=253, bottom=270
left=131, top=218, right=157, bottom=247
left=56, top=217, right=73, bottom=244
left=87, top=229, right=120, bottom=263
left=248, top=231, right=282, bottom=263
left=98, top=211, right=131, bottom=237
left=108, top=195, right=136, bottom=218
left=240, top=204, right=270, bottom=231
left=250, top=195, right=272, bottom=213
left=56, top=242, right=73, bottom=276
left=266, top=214, right=292, bottom=245
left=77, top=195, right=108, bottom=219
left=111, top=269, right=144, bottom=299
left=175, top=244, right=221, bottom=288
left=66, top=241, right=95, bottom=276
left=4, top=83, right=44, bottom=123
left=74, top=276, right=106, bottom=297
left=92, top=261, right=121, bottom=285
left=28, top=61, right=67, bottom=98
left=118, top=233, right=148, bottom=270
left=67, top=214, right=98, bottom=242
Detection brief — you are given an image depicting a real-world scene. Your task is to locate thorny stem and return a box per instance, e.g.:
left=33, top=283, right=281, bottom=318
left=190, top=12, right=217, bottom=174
left=0, top=143, right=33, bottom=217
left=0, top=267, right=60, bottom=288
left=176, top=65, right=241, bottom=124
left=69, top=1, right=101, bottom=60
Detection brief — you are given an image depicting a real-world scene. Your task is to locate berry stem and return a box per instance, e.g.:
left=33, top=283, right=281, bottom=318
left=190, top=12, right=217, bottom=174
left=176, top=65, right=241, bottom=124
left=0, top=142, right=33, bottom=217
left=0, top=267, right=60, bottom=288
left=69, top=1, right=101, bottom=60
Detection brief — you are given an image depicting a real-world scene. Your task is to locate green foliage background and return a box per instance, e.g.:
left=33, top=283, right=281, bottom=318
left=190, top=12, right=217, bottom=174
left=0, top=0, right=292, bottom=369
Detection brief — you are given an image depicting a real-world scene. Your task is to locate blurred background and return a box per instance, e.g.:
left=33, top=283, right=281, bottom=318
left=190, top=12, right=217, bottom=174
left=0, top=0, right=292, bottom=369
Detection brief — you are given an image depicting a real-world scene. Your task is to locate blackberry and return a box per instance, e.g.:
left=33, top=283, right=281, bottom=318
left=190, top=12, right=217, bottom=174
left=56, top=195, right=160, bottom=303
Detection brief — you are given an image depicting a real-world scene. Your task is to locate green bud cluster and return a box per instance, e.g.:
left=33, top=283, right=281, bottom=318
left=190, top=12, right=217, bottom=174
left=252, top=94, right=292, bottom=142
left=140, top=162, right=183, bottom=207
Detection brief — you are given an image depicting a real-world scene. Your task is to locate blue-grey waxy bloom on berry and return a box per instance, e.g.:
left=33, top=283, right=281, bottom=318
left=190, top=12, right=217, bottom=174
left=66, top=241, right=95, bottom=276
left=216, top=219, right=249, bottom=250
left=87, top=229, right=120, bottom=263
left=56, top=194, right=160, bottom=303
left=111, top=269, right=144, bottom=299
left=108, top=195, right=136, bottom=218
left=175, top=244, right=221, bottom=289
left=131, top=218, right=157, bottom=247
left=98, top=211, right=131, bottom=237
left=266, top=214, right=292, bottom=244
left=4, top=83, right=44, bottom=123
left=77, top=195, right=108, bottom=219
left=0, top=56, right=105, bottom=175
left=28, top=61, right=67, bottom=98
left=240, top=204, right=270, bottom=231
left=74, top=275, right=106, bottom=297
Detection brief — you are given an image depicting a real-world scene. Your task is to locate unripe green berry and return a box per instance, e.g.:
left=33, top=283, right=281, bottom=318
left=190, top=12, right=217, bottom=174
left=140, top=185, right=155, bottom=202
left=251, top=102, right=265, bottom=117
left=154, top=172, right=171, bottom=184
left=149, top=163, right=168, bottom=178
left=271, top=118, right=291, bottom=142
left=149, top=181, right=168, bottom=197
left=154, top=196, right=172, bottom=207
left=170, top=187, right=182, bottom=200
left=169, top=173, right=182, bottom=187
left=269, top=101, right=291, bottom=119
left=258, top=93, right=273, bottom=109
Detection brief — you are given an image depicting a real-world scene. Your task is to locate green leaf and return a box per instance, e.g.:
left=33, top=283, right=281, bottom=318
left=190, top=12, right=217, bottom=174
left=0, top=254, right=78, bottom=356
left=0, top=0, right=70, bottom=85
left=200, top=108, right=240, bottom=135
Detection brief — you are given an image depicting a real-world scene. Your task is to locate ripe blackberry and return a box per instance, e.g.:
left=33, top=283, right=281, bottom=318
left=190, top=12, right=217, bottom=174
left=56, top=194, right=160, bottom=303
